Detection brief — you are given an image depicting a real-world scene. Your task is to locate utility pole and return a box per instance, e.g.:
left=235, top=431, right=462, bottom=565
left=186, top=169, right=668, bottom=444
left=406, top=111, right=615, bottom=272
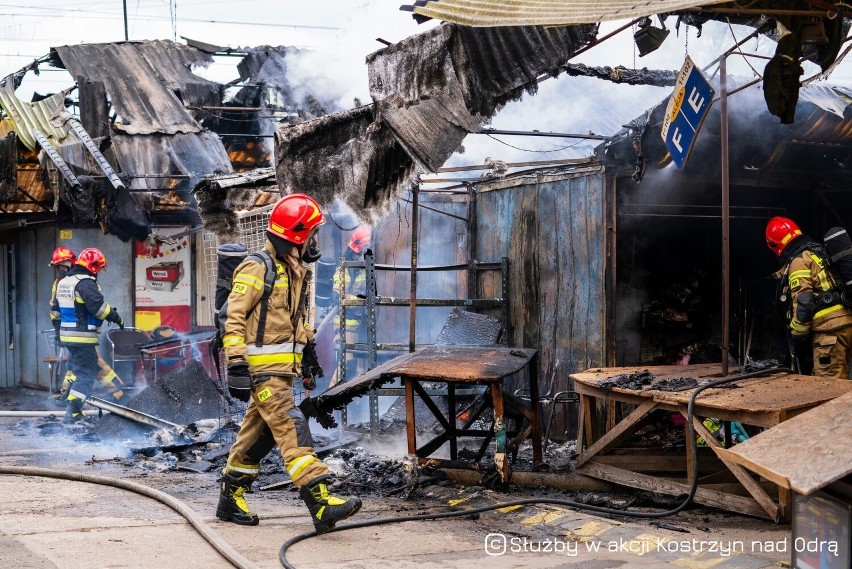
left=123, top=0, right=129, bottom=41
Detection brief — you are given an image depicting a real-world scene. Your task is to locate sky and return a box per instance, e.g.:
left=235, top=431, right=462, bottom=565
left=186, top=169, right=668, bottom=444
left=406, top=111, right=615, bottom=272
left=2, top=0, right=850, bottom=166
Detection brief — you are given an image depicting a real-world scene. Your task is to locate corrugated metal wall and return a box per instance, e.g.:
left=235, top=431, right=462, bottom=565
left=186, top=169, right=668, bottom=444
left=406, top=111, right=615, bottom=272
left=475, top=168, right=609, bottom=400
left=0, top=243, right=19, bottom=387
left=373, top=196, right=470, bottom=350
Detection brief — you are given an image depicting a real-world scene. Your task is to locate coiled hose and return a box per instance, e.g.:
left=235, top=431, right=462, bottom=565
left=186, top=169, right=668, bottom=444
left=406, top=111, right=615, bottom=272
left=279, top=366, right=789, bottom=569
left=0, top=466, right=258, bottom=569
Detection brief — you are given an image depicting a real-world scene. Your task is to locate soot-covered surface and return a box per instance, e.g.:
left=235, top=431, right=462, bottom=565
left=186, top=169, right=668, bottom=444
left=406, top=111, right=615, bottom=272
left=97, top=360, right=224, bottom=440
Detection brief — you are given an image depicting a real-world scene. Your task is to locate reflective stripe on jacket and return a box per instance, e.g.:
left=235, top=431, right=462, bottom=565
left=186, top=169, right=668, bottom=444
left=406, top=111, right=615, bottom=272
left=222, top=241, right=310, bottom=377
left=53, top=267, right=112, bottom=345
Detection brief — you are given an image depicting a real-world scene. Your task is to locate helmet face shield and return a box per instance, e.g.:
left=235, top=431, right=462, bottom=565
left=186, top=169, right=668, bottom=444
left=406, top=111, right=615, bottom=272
left=301, top=232, right=322, bottom=263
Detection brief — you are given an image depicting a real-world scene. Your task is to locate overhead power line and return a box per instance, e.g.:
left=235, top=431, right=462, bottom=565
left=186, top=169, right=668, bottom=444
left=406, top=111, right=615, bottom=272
left=0, top=9, right=340, bottom=30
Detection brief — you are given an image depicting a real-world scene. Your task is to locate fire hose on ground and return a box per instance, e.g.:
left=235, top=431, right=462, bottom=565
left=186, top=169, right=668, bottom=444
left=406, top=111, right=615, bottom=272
left=0, top=367, right=789, bottom=569
left=277, top=366, right=789, bottom=569
left=0, top=465, right=258, bottom=569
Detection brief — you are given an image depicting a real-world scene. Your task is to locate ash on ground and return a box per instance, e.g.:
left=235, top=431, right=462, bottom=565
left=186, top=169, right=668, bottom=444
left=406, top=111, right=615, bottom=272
left=97, top=360, right=227, bottom=440
left=324, top=448, right=422, bottom=497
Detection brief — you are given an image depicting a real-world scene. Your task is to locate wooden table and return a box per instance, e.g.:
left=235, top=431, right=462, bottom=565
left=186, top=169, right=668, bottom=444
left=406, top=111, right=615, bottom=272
left=317, top=345, right=542, bottom=481
left=570, top=364, right=852, bottom=520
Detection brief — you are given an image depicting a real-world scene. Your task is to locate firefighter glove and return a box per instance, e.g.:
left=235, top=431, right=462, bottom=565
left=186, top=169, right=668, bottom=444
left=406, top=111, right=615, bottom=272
left=301, top=340, right=324, bottom=380
left=298, top=397, right=337, bottom=429
left=106, top=309, right=124, bottom=330
left=789, top=334, right=811, bottom=360
left=227, top=362, right=252, bottom=402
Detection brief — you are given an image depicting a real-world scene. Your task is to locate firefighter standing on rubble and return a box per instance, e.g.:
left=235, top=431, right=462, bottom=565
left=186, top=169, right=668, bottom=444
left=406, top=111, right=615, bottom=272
left=766, top=216, right=852, bottom=377
left=52, top=248, right=125, bottom=422
left=216, top=193, right=361, bottom=531
left=49, top=247, right=126, bottom=403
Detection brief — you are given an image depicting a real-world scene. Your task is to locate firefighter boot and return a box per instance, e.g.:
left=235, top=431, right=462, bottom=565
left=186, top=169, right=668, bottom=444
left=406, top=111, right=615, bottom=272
left=216, top=473, right=259, bottom=526
left=63, top=397, right=84, bottom=423
left=299, top=477, right=362, bottom=533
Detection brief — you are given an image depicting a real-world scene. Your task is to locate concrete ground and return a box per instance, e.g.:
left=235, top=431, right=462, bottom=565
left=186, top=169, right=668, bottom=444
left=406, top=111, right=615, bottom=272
left=0, top=387, right=792, bottom=569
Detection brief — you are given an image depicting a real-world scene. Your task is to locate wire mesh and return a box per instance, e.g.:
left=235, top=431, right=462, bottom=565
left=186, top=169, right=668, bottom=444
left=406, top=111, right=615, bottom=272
left=201, top=205, right=311, bottom=405
left=201, top=205, right=275, bottom=320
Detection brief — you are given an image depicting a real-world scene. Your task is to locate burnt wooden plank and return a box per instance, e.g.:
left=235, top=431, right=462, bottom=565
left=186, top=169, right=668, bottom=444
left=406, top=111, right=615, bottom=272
left=572, top=365, right=852, bottom=415
left=579, top=460, right=771, bottom=519
left=687, top=411, right=781, bottom=521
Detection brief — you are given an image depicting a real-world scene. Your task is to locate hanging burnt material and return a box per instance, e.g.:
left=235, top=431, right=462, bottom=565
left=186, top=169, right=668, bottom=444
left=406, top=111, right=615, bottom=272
left=193, top=168, right=278, bottom=240
left=275, top=105, right=417, bottom=222
left=0, top=132, right=16, bottom=202
left=276, top=22, right=597, bottom=219
left=559, top=63, right=677, bottom=87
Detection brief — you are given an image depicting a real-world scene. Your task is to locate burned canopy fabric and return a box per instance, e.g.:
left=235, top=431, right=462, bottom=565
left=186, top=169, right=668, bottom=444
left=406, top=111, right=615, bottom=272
left=400, top=0, right=729, bottom=27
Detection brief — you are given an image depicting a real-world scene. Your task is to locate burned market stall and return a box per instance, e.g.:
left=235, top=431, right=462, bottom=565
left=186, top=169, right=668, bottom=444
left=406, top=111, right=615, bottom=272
left=603, top=81, right=852, bottom=370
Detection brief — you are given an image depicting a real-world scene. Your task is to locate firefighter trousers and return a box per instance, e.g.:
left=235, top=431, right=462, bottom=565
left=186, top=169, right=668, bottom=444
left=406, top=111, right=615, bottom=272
left=812, top=327, right=852, bottom=379
left=65, top=344, right=99, bottom=415
left=225, top=375, right=329, bottom=488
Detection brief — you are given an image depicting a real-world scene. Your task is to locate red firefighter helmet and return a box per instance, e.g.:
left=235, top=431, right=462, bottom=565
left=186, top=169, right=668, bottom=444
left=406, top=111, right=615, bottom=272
left=267, top=193, right=326, bottom=245
left=76, top=247, right=108, bottom=274
left=348, top=225, right=372, bottom=253
left=50, top=246, right=76, bottom=267
left=765, top=216, right=802, bottom=256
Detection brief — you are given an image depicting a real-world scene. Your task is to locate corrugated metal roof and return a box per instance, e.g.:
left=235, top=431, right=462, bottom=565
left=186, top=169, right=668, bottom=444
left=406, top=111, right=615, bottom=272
left=275, top=22, right=598, bottom=219
left=275, top=104, right=420, bottom=222
left=0, top=77, right=69, bottom=150
left=111, top=130, right=233, bottom=193
left=369, top=23, right=596, bottom=172
left=51, top=41, right=221, bottom=135
left=402, top=0, right=728, bottom=26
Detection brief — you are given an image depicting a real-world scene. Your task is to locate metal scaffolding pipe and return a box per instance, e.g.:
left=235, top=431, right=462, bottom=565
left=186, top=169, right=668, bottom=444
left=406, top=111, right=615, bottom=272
left=720, top=57, right=731, bottom=375
left=409, top=187, right=419, bottom=353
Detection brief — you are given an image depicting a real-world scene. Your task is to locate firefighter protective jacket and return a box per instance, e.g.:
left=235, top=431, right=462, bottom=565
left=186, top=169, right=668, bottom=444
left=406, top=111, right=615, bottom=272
left=786, top=248, right=852, bottom=336
left=52, top=265, right=117, bottom=345
left=222, top=240, right=310, bottom=378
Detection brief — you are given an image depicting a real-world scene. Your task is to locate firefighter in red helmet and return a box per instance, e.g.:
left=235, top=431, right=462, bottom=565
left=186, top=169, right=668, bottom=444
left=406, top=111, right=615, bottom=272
left=216, top=193, right=362, bottom=531
left=51, top=248, right=125, bottom=421
left=49, top=247, right=127, bottom=404
left=331, top=225, right=372, bottom=384
left=766, top=216, right=852, bottom=377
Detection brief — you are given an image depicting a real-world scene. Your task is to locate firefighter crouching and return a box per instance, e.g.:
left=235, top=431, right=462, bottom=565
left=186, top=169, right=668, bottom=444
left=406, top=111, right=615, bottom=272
left=766, top=216, right=852, bottom=378
left=217, top=193, right=362, bottom=532
left=51, top=248, right=124, bottom=422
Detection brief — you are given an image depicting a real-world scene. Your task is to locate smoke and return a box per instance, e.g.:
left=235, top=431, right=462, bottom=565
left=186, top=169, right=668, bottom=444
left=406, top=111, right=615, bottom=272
left=275, top=0, right=439, bottom=112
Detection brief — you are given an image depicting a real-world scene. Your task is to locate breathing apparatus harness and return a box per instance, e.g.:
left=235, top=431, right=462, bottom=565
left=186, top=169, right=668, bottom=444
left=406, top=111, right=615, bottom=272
left=775, top=237, right=843, bottom=312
